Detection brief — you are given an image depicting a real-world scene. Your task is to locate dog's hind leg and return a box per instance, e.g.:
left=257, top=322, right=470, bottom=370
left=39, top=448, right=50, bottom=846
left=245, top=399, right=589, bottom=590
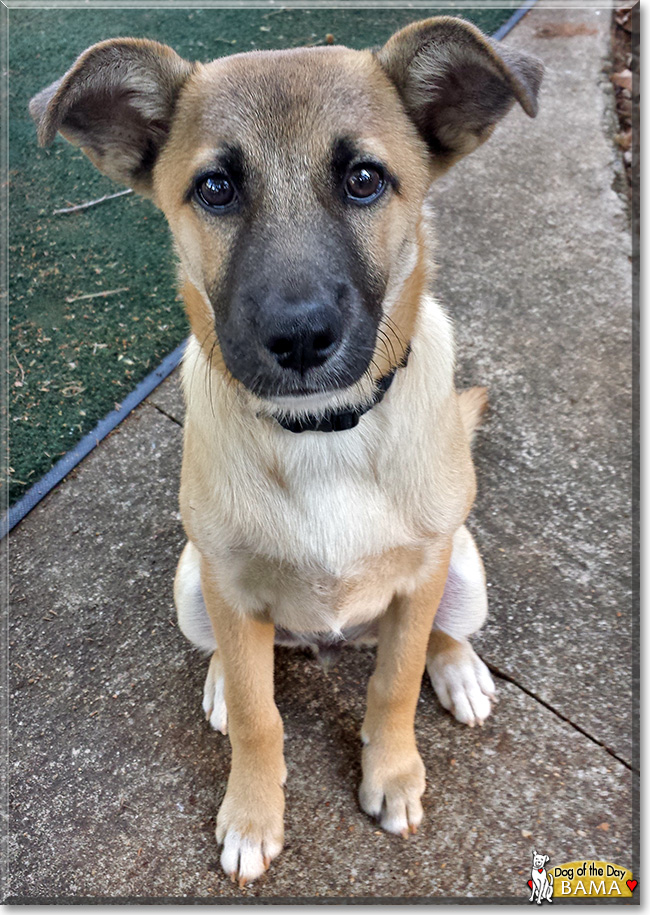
left=202, top=650, right=228, bottom=734
left=174, top=540, right=227, bottom=733
left=426, top=525, right=496, bottom=726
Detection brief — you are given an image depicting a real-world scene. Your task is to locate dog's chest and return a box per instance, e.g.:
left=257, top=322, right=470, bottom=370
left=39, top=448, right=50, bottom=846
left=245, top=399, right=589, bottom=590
left=197, top=434, right=437, bottom=632
left=224, top=532, right=435, bottom=635
left=181, top=311, right=468, bottom=633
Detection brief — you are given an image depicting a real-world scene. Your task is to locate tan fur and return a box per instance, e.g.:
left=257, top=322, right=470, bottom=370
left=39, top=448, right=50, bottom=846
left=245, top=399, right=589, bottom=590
left=458, top=386, right=489, bottom=443
left=360, top=538, right=453, bottom=835
left=428, top=628, right=467, bottom=659
left=30, top=17, right=542, bottom=886
left=200, top=558, right=286, bottom=885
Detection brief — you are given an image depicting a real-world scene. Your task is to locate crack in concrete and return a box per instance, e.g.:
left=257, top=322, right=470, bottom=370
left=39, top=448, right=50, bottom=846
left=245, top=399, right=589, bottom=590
left=144, top=392, right=637, bottom=775
left=147, top=401, right=183, bottom=428
left=483, top=658, right=636, bottom=774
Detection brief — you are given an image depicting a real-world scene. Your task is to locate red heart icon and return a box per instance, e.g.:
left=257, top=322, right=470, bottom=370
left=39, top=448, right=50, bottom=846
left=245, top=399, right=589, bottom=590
left=538, top=868, right=543, bottom=873
left=528, top=880, right=533, bottom=889
left=627, top=880, right=637, bottom=892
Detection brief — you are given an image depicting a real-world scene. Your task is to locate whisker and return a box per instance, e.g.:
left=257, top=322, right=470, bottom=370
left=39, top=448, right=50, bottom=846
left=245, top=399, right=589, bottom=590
left=190, top=326, right=215, bottom=403
left=381, top=313, right=408, bottom=352
left=207, top=340, right=217, bottom=418
left=376, top=327, right=397, bottom=365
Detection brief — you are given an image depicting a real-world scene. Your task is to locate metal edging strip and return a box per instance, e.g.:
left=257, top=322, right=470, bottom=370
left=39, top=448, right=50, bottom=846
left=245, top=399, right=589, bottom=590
left=2, top=339, right=187, bottom=537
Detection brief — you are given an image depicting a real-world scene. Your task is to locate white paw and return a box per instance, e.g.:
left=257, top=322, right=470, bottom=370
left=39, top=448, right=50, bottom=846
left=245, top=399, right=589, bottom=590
left=359, top=779, right=424, bottom=837
left=219, top=829, right=282, bottom=887
left=202, top=651, right=228, bottom=734
left=216, top=778, right=285, bottom=886
left=427, top=638, right=496, bottom=727
left=359, top=745, right=425, bottom=837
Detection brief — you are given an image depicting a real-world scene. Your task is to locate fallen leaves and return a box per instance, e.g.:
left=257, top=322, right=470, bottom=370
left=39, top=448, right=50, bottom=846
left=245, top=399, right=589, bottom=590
left=615, top=6, right=633, bottom=33
left=610, top=68, right=632, bottom=92
left=534, top=22, right=597, bottom=39
left=611, top=5, right=636, bottom=183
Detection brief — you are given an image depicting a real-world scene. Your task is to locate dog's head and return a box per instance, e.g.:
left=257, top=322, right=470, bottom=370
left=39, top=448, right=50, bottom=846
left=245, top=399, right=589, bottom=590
left=31, top=19, right=542, bottom=407
left=532, top=852, right=550, bottom=869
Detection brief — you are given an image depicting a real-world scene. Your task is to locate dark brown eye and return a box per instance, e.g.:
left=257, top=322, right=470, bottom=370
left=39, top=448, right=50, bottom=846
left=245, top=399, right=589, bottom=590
left=345, top=165, right=385, bottom=203
left=196, top=172, right=236, bottom=209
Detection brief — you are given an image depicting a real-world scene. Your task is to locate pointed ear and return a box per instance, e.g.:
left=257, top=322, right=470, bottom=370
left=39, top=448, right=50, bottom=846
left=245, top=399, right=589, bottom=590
left=29, top=38, right=194, bottom=196
left=377, top=16, right=544, bottom=167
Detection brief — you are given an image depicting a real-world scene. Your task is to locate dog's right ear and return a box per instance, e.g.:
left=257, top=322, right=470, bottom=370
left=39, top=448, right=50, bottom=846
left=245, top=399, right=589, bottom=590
left=29, top=38, right=194, bottom=196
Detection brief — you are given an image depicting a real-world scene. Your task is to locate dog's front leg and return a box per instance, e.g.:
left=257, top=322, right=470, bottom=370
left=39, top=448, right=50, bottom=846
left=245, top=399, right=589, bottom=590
left=359, top=538, right=452, bottom=836
left=200, top=558, right=286, bottom=886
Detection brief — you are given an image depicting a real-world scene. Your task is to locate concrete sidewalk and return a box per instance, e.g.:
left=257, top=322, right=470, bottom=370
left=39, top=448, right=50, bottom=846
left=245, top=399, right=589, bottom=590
left=6, top=4, right=636, bottom=902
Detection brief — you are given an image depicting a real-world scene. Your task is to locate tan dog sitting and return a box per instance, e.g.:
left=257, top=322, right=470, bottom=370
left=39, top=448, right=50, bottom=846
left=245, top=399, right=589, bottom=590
left=31, top=18, right=543, bottom=885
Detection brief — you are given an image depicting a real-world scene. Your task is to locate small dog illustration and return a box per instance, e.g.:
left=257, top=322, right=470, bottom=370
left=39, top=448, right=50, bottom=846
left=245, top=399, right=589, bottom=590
left=530, top=851, right=554, bottom=904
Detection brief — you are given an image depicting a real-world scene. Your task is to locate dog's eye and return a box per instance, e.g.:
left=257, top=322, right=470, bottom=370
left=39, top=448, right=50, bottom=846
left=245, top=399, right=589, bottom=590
left=345, top=165, right=385, bottom=204
left=195, top=172, right=236, bottom=210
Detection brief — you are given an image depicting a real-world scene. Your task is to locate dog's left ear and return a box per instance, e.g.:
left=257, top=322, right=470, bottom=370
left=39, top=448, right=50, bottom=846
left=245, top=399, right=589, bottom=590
left=29, top=38, right=194, bottom=196
left=377, top=16, right=543, bottom=167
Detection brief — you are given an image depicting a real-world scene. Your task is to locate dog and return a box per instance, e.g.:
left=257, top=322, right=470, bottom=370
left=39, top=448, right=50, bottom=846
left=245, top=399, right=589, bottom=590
left=530, top=852, right=554, bottom=904
left=31, top=17, right=543, bottom=886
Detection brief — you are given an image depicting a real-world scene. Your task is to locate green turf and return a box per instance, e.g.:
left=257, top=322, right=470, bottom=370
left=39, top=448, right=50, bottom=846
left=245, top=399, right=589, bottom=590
left=8, top=5, right=520, bottom=505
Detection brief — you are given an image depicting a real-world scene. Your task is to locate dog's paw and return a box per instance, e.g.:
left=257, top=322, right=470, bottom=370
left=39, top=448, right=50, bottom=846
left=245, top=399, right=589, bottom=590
left=203, top=651, right=228, bottom=734
left=216, top=783, right=284, bottom=886
left=219, top=829, right=283, bottom=887
left=427, top=632, right=495, bottom=727
left=359, top=742, right=425, bottom=837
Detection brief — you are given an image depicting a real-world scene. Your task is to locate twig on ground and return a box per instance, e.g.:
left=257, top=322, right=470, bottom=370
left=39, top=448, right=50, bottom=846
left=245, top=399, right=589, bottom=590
left=52, top=188, right=133, bottom=215
left=66, top=287, right=129, bottom=304
left=13, top=354, right=25, bottom=386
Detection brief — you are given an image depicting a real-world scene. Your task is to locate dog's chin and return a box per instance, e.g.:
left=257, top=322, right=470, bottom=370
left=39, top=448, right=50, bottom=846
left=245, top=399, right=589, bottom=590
left=226, top=354, right=376, bottom=417
left=244, top=365, right=378, bottom=421
left=268, top=387, right=360, bottom=414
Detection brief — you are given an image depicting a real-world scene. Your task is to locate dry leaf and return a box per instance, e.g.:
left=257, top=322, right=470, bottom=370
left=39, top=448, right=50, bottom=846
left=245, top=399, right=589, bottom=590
left=611, top=69, right=632, bottom=91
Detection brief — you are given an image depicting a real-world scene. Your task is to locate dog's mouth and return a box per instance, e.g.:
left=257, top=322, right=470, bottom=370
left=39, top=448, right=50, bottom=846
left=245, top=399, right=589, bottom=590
left=239, top=354, right=376, bottom=416
left=264, top=371, right=377, bottom=417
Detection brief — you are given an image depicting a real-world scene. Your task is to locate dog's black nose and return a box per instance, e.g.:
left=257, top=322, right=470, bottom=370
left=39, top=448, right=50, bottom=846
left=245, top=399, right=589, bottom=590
left=265, top=302, right=342, bottom=374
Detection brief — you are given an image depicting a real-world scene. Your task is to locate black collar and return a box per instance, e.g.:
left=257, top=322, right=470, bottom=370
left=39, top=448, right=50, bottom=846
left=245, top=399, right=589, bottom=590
left=275, top=346, right=411, bottom=434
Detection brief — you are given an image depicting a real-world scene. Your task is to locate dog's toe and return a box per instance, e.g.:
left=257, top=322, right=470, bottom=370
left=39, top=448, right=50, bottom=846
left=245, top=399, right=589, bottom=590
left=449, top=673, right=491, bottom=726
left=382, top=790, right=424, bottom=837
left=202, top=651, right=228, bottom=734
left=427, top=635, right=495, bottom=726
left=360, top=780, right=424, bottom=837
